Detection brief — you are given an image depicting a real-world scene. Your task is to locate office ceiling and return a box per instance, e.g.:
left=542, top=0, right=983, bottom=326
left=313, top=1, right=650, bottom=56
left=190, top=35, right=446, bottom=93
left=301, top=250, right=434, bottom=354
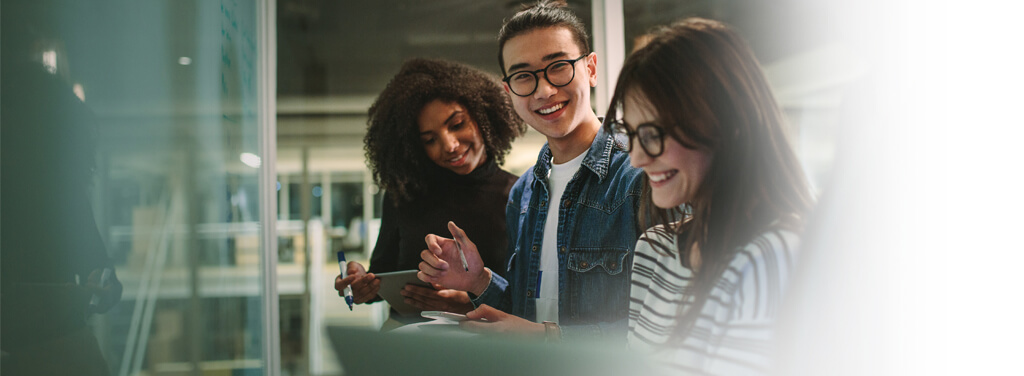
left=276, top=0, right=833, bottom=99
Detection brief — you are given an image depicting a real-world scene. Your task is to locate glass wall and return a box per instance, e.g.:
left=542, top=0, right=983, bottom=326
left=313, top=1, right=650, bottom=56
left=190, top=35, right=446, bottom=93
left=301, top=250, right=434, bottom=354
left=2, top=1, right=274, bottom=375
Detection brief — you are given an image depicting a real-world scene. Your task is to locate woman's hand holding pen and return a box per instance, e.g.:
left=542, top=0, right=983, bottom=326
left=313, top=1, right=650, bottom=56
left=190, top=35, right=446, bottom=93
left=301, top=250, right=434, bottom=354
left=419, top=221, right=491, bottom=296
left=334, top=261, right=381, bottom=304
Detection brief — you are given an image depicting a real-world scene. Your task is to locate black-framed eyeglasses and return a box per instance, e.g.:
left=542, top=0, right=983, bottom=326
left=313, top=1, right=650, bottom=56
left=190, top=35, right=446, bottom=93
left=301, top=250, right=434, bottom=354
left=611, top=120, right=665, bottom=157
left=502, top=54, right=590, bottom=97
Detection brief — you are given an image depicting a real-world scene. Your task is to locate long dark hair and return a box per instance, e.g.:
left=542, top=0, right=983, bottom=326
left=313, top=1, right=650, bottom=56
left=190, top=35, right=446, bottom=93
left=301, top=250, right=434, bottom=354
left=364, top=58, right=524, bottom=203
left=605, top=18, right=814, bottom=341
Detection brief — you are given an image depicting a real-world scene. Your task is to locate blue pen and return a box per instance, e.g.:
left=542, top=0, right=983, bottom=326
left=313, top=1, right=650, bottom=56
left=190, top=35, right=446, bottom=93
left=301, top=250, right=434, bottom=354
left=337, top=251, right=354, bottom=311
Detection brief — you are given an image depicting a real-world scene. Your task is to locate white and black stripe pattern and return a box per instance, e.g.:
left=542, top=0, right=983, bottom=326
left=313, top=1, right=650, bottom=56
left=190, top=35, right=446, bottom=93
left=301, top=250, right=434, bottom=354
left=628, top=224, right=799, bottom=376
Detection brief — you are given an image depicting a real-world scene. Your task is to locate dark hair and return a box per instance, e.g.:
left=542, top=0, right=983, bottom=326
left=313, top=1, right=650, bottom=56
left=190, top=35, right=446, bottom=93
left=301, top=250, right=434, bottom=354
left=497, top=0, right=590, bottom=76
left=364, top=58, right=525, bottom=203
left=605, top=18, right=814, bottom=340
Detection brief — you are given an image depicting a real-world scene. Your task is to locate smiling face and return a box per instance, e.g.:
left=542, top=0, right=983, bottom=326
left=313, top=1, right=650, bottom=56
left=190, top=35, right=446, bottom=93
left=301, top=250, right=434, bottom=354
left=417, top=99, right=487, bottom=175
left=501, top=26, right=598, bottom=145
left=624, top=93, right=713, bottom=209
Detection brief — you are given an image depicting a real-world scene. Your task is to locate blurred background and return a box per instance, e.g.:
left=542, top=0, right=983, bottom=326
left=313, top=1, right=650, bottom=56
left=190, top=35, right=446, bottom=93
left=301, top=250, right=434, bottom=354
left=4, top=0, right=1011, bottom=375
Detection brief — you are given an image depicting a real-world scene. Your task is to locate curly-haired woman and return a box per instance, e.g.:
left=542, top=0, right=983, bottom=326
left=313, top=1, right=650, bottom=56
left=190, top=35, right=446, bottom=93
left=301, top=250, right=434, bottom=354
left=334, top=58, right=525, bottom=314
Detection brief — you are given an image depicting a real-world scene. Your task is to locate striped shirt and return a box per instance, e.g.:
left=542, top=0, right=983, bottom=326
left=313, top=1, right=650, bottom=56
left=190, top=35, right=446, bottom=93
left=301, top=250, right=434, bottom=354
left=627, top=224, right=799, bottom=375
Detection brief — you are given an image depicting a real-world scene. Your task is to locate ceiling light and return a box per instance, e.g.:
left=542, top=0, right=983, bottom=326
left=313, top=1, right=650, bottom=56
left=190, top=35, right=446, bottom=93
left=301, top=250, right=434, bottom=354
left=240, top=152, right=261, bottom=168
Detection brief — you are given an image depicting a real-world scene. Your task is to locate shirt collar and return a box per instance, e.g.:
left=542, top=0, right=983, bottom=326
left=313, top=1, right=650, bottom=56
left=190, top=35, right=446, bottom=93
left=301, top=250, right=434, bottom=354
left=532, top=118, right=626, bottom=183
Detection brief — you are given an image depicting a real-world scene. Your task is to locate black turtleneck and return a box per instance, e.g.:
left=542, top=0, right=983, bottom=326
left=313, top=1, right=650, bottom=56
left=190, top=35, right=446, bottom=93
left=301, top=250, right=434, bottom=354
left=368, top=159, right=517, bottom=278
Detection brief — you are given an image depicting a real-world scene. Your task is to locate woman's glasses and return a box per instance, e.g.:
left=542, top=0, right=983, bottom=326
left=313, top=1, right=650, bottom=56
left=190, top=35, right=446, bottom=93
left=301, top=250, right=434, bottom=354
left=611, top=120, right=665, bottom=157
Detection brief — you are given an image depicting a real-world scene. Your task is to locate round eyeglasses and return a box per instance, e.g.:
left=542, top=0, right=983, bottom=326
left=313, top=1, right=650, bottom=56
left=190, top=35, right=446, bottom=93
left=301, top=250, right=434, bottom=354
left=502, top=54, right=590, bottom=97
left=611, top=120, right=665, bottom=157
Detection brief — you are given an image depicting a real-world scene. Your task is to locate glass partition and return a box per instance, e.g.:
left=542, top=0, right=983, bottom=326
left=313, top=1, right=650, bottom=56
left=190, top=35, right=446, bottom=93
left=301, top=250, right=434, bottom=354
left=2, top=1, right=274, bottom=375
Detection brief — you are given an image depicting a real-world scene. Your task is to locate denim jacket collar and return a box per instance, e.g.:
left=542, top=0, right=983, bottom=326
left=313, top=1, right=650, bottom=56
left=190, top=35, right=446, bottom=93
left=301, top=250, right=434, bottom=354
left=531, top=120, right=624, bottom=183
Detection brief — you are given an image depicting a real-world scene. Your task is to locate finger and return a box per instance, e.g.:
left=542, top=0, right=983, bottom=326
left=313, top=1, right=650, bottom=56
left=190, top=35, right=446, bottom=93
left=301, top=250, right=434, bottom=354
left=335, top=274, right=359, bottom=291
left=432, top=283, right=444, bottom=290
left=447, top=221, right=466, bottom=243
left=419, top=258, right=448, bottom=278
left=348, top=276, right=371, bottom=293
left=403, top=291, right=442, bottom=310
left=346, top=261, right=366, bottom=276
left=401, top=284, right=439, bottom=301
left=465, top=305, right=486, bottom=320
left=420, top=249, right=449, bottom=271
left=417, top=271, right=441, bottom=284
left=352, top=279, right=380, bottom=303
left=424, top=234, right=446, bottom=256
left=436, top=289, right=470, bottom=303
left=466, top=304, right=501, bottom=321
left=459, top=319, right=494, bottom=333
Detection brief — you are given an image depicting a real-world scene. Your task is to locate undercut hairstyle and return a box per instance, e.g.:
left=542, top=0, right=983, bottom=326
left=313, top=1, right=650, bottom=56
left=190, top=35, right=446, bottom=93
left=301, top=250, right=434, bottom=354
left=605, top=18, right=814, bottom=341
left=364, top=58, right=525, bottom=204
left=497, top=0, right=590, bottom=76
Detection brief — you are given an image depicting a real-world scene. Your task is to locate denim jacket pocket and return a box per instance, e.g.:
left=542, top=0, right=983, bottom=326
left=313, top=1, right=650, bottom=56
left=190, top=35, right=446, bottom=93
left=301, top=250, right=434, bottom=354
left=567, top=249, right=628, bottom=274
left=565, top=248, right=631, bottom=322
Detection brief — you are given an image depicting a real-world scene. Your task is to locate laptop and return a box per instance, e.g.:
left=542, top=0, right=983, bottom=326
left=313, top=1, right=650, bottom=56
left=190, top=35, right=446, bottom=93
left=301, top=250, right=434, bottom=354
left=326, top=325, right=653, bottom=376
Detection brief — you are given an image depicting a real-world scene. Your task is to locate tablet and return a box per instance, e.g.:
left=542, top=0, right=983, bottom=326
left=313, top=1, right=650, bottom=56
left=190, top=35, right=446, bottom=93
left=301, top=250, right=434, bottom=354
left=374, top=270, right=432, bottom=316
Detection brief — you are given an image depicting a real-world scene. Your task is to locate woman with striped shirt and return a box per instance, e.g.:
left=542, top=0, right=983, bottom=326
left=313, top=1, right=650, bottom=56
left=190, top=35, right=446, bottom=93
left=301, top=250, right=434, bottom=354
left=605, top=18, right=814, bottom=375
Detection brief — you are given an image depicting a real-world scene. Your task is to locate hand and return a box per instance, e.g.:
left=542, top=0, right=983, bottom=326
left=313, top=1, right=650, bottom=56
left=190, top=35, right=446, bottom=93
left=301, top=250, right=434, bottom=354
left=334, top=261, right=381, bottom=304
left=400, top=283, right=474, bottom=314
left=83, top=268, right=123, bottom=314
left=460, top=304, right=545, bottom=338
left=418, top=221, right=491, bottom=295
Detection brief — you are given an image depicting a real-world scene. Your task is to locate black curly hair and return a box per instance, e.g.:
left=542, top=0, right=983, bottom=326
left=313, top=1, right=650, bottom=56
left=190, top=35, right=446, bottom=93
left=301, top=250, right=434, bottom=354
left=364, top=58, right=525, bottom=204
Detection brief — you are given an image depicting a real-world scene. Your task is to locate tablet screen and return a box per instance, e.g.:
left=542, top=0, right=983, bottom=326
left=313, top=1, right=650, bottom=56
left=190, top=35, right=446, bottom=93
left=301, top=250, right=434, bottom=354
left=374, top=270, right=432, bottom=316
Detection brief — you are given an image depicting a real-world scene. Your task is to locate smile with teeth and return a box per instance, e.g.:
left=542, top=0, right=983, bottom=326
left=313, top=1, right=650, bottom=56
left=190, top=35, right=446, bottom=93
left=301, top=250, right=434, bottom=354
left=447, top=151, right=467, bottom=164
left=536, top=102, right=565, bottom=115
left=648, top=170, right=677, bottom=183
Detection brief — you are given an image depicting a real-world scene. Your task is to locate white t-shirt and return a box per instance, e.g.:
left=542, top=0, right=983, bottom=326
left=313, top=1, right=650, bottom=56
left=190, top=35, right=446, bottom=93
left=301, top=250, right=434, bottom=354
left=536, top=150, right=587, bottom=323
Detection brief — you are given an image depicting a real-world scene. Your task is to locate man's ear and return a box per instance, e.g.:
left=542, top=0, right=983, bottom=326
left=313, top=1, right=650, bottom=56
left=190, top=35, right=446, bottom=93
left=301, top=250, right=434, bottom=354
left=586, top=53, right=598, bottom=87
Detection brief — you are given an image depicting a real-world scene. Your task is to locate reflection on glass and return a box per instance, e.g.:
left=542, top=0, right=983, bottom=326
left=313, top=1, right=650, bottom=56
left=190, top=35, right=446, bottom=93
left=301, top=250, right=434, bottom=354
left=2, top=1, right=266, bottom=375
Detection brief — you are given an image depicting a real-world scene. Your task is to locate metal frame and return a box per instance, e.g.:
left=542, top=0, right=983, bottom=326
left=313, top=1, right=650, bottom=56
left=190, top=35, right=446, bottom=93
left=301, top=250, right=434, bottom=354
left=257, top=0, right=282, bottom=374
left=592, top=0, right=626, bottom=116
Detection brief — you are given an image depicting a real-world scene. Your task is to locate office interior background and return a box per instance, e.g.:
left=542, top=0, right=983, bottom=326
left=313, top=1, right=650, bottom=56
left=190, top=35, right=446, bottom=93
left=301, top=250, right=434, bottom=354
left=2, top=0, right=1016, bottom=375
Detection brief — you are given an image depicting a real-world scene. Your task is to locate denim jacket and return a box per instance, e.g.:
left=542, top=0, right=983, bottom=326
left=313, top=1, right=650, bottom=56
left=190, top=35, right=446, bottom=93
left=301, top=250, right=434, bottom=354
left=472, top=125, right=644, bottom=340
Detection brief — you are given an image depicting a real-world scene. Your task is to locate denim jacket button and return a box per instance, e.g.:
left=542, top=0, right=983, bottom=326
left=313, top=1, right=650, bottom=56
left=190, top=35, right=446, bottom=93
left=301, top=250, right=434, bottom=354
left=564, top=199, right=571, bottom=207
left=580, top=261, right=589, bottom=268
left=526, top=290, right=533, bottom=298
left=559, top=246, right=566, bottom=253
left=531, top=245, right=538, bottom=252
left=610, top=262, right=617, bottom=269
left=540, top=200, right=546, bottom=206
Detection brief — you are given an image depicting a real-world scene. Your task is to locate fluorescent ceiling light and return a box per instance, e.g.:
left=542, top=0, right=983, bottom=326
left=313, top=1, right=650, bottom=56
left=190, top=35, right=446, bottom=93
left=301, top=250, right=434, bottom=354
left=240, top=152, right=261, bottom=168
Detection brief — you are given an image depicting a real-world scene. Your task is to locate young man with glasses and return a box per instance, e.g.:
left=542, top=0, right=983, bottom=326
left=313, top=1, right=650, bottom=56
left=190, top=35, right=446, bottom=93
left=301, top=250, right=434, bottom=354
left=417, top=0, right=644, bottom=341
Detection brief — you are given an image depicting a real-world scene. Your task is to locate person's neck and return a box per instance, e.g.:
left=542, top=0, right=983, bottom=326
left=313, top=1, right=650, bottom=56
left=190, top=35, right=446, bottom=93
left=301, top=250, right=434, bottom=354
left=547, top=114, right=601, bottom=164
